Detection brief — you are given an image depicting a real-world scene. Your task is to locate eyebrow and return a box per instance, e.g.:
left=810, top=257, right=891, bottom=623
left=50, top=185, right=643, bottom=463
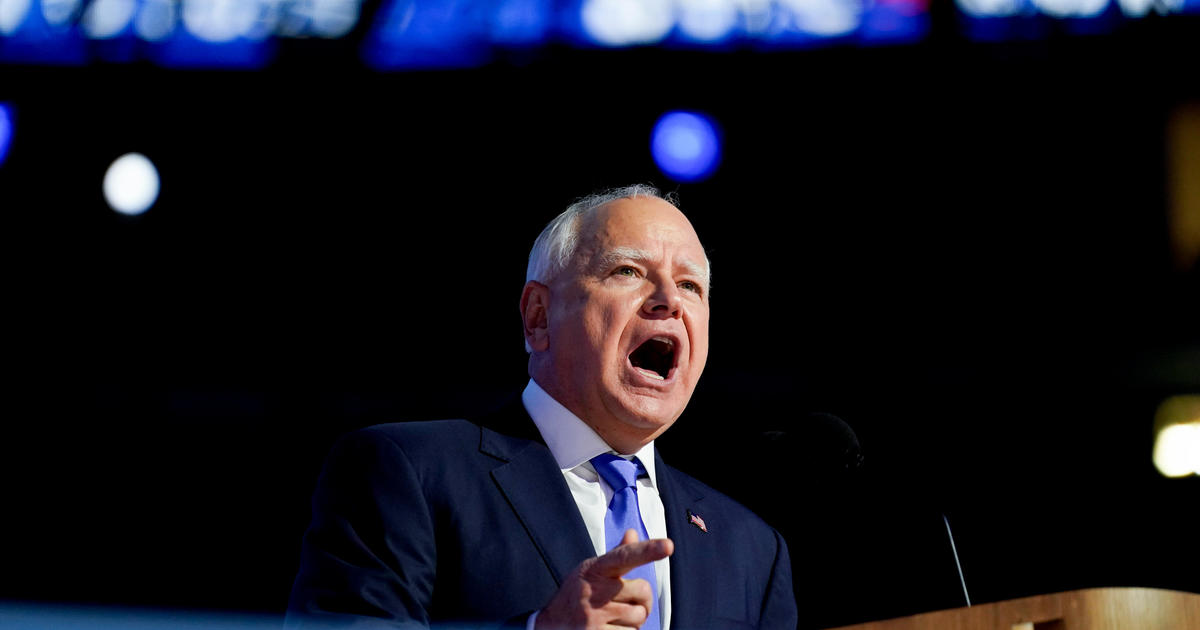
left=596, top=246, right=710, bottom=285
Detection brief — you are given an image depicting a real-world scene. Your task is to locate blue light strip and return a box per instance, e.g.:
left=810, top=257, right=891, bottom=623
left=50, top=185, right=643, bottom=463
left=2, top=0, right=1190, bottom=68
left=955, top=0, right=1194, bottom=40
left=362, top=0, right=931, bottom=69
left=0, top=0, right=930, bottom=70
left=0, top=102, right=13, bottom=167
left=0, top=603, right=282, bottom=630
left=0, top=0, right=360, bottom=69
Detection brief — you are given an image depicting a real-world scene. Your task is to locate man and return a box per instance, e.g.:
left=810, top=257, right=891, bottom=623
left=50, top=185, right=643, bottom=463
left=286, top=186, right=797, bottom=629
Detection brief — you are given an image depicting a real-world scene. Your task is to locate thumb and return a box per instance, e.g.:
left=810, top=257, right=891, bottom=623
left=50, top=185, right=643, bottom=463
left=619, top=529, right=640, bottom=546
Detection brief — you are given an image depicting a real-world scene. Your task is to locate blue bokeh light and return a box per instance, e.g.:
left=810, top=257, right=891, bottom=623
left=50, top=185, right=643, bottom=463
left=651, top=111, right=721, bottom=183
left=0, top=103, right=13, bottom=166
left=362, top=0, right=492, bottom=70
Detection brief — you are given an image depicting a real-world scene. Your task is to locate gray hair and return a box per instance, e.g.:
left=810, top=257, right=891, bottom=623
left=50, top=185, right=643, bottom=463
left=526, top=184, right=680, bottom=285
left=523, top=185, right=709, bottom=353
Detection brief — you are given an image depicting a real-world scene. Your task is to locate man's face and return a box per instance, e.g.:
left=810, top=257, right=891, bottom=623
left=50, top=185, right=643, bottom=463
left=540, top=197, right=710, bottom=451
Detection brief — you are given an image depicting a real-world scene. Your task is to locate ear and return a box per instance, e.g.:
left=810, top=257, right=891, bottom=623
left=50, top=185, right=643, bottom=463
left=520, top=281, right=550, bottom=352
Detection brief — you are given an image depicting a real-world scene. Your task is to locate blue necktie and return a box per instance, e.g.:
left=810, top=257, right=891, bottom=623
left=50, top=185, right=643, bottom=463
left=590, top=453, right=661, bottom=630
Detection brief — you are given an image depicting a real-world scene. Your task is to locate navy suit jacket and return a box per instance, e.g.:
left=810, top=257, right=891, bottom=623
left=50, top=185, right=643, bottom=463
left=286, top=401, right=797, bottom=629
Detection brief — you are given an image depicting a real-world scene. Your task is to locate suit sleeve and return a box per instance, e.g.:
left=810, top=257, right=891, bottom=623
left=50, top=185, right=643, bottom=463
left=285, top=428, right=437, bottom=629
left=759, top=529, right=799, bottom=630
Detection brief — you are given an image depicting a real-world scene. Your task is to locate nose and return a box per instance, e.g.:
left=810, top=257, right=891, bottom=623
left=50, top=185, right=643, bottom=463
left=642, top=282, right=681, bottom=319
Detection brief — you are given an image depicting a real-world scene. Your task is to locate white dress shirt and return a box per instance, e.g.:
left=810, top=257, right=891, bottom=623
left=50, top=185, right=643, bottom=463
left=522, top=379, right=672, bottom=630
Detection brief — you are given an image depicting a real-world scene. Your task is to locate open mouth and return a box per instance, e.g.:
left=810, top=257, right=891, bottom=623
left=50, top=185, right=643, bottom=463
left=629, top=336, right=676, bottom=381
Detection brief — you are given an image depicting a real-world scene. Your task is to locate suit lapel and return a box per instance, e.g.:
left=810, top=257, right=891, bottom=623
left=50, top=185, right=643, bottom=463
left=655, top=452, right=713, bottom=629
left=479, top=400, right=596, bottom=587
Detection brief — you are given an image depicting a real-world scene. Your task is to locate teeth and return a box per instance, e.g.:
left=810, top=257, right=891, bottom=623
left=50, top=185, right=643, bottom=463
left=637, top=368, right=665, bottom=381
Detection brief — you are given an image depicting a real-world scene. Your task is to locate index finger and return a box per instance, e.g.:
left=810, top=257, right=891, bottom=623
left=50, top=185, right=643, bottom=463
left=589, top=537, right=674, bottom=579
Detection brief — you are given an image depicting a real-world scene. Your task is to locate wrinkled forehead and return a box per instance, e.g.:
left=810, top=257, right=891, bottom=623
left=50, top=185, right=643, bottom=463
left=574, top=198, right=709, bottom=276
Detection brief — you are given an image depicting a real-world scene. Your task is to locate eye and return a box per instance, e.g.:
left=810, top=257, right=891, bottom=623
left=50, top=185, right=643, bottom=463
left=680, top=280, right=701, bottom=294
left=614, top=266, right=639, bottom=277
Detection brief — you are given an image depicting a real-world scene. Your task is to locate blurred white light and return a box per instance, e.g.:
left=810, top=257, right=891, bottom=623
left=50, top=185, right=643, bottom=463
left=135, top=0, right=178, bottom=41
left=276, top=0, right=361, bottom=38
left=0, top=0, right=32, bottom=35
left=581, top=0, right=674, bottom=46
left=274, top=0, right=307, bottom=37
left=103, top=153, right=160, bottom=216
left=1153, top=423, right=1200, bottom=478
left=957, top=0, right=1023, bottom=17
left=780, top=0, right=861, bottom=37
left=738, top=0, right=774, bottom=35
left=1031, top=0, right=1108, bottom=17
left=82, top=0, right=136, bottom=39
left=1116, top=0, right=1153, bottom=15
left=678, top=0, right=739, bottom=42
left=310, top=0, right=361, bottom=38
left=41, top=0, right=80, bottom=26
left=182, top=0, right=260, bottom=43
left=1117, top=0, right=1182, bottom=14
left=242, top=6, right=278, bottom=41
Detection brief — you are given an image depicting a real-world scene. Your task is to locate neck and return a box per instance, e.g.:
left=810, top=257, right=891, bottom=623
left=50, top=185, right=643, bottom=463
left=528, top=372, right=658, bottom=455
left=591, top=422, right=656, bottom=457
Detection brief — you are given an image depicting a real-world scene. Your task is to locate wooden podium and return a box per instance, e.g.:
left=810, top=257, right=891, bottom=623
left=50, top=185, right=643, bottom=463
left=827, top=587, right=1200, bottom=630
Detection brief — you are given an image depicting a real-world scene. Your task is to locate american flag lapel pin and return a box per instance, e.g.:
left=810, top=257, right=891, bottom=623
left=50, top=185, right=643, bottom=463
left=687, top=509, right=707, bottom=533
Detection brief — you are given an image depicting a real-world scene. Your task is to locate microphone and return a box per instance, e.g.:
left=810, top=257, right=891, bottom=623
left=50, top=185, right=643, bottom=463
left=760, top=412, right=864, bottom=476
left=943, top=513, right=972, bottom=607
left=755, top=413, right=865, bottom=629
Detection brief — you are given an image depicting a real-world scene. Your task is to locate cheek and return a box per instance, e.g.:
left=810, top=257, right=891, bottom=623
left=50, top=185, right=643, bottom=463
left=688, top=312, right=711, bottom=360
left=587, top=299, right=628, bottom=335
left=575, top=307, right=621, bottom=361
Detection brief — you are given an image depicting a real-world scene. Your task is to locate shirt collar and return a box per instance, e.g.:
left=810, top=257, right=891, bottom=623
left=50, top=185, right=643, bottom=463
left=522, top=379, right=658, bottom=487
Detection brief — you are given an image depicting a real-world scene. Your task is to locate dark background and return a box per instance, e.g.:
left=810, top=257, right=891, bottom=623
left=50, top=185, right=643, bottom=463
left=3, top=7, right=1199, bottom=629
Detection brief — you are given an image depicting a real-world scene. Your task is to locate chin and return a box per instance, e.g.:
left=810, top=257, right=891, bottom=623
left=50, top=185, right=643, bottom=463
left=609, top=393, right=686, bottom=433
